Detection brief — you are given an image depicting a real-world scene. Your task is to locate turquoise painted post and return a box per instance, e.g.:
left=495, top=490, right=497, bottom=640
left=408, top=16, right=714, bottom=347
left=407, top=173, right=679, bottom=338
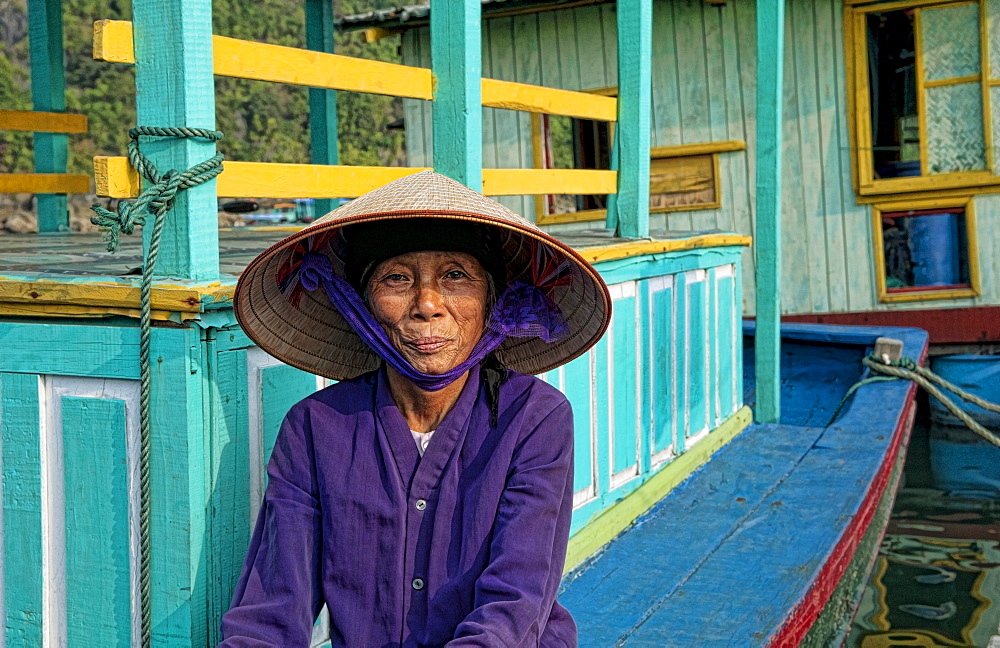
left=306, top=0, right=338, bottom=217
left=27, top=0, right=69, bottom=233
left=614, top=0, right=652, bottom=239
left=431, top=0, right=482, bottom=190
left=132, top=0, right=220, bottom=281
left=755, top=0, right=785, bottom=423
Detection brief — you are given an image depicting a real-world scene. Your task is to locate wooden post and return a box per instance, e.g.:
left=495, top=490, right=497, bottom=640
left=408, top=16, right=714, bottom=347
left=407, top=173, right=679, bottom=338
left=306, top=0, right=338, bottom=217
left=431, top=0, right=482, bottom=190
left=614, top=0, right=652, bottom=239
left=27, top=0, right=69, bottom=233
left=754, top=0, right=785, bottom=423
left=132, top=0, right=219, bottom=282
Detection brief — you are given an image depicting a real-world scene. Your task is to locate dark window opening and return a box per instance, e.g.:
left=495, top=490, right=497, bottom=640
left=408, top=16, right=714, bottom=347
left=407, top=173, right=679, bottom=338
left=867, top=10, right=920, bottom=178
left=881, top=208, right=970, bottom=291
left=539, top=114, right=612, bottom=216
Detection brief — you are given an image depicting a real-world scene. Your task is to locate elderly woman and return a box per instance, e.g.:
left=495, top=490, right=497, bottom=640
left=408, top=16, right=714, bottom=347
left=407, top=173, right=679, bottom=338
left=221, top=171, right=610, bottom=646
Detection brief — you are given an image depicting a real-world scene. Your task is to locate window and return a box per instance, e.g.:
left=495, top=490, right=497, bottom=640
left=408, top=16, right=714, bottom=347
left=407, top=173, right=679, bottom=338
left=847, top=0, right=999, bottom=197
left=532, top=112, right=613, bottom=224
left=531, top=87, right=742, bottom=224
left=871, top=197, right=980, bottom=302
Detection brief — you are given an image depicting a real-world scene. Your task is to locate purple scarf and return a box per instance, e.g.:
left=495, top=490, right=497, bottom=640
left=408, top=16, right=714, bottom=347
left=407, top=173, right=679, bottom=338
left=298, top=253, right=568, bottom=391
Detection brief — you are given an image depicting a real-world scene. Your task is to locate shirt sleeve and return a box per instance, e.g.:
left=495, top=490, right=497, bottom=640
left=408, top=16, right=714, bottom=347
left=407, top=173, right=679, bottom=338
left=219, top=406, right=324, bottom=647
left=448, top=398, right=575, bottom=647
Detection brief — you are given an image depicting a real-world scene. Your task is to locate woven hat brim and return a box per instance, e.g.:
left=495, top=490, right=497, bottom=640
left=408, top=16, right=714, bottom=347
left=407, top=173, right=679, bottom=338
left=234, top=173, right=611, bottom=380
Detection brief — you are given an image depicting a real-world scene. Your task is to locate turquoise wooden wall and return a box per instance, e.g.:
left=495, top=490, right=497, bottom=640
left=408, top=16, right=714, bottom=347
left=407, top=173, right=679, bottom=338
left=401, top=0, right=1000, bottom=316
left=0, top=244, right=742, bottom=644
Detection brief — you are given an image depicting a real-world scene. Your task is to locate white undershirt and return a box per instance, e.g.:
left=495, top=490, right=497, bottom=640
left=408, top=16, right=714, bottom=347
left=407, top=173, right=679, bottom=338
left=410, top=429, right=435, bottom=456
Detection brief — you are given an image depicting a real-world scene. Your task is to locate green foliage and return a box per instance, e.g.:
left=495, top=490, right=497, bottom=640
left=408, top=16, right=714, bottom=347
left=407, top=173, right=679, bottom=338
left=0, top=47, right=33, bottom=173
left=0, top=0, right=406, bottom=175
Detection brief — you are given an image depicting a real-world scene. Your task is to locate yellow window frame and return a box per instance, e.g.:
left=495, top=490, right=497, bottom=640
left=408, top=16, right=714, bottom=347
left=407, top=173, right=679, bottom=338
left=532, top=86, right=618, bottom=225
left=844, top=0, right=998, bottom=199
left=870, top=195, right=981, bottom=303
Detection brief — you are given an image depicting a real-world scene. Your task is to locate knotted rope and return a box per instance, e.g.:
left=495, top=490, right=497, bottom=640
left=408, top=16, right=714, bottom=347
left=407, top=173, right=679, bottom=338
left=831, top=352, right=1000, bottom=448
left=90, top=126, right=223, bottom=647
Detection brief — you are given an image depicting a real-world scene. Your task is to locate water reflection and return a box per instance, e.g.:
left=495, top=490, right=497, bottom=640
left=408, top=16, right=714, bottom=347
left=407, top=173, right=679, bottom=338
left=848, top=414, right=1000, bottom=648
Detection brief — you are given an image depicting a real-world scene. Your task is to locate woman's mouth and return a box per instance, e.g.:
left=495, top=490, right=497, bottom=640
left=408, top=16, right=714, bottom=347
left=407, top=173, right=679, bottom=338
left=407, top=337, right=451, bottom=353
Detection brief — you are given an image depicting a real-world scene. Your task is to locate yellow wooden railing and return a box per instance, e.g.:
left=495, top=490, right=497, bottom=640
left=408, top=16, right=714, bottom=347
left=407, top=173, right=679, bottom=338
left=0, top=109, right=91, bottom=194
left=92, top=20, right=618, bottom=200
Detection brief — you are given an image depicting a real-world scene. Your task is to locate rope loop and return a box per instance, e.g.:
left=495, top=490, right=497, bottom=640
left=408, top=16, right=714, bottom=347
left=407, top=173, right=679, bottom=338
left=838, top=352, right=1000, bottom=448
left=88, top=125, right=223, bottom=648
left=90, top=126, right=224, bottom=252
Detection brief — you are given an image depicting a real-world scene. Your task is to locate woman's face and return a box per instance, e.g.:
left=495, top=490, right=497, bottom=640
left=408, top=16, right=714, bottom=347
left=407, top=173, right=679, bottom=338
left=367, top=250, right=489, bottom=376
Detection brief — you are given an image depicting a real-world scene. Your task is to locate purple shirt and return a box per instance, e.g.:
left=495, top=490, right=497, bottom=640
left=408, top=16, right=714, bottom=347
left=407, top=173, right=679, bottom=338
left=220, top=365, right=578, bottom=647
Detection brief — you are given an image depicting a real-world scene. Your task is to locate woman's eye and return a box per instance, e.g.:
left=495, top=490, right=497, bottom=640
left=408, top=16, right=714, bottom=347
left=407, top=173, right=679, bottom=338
left=445, top=270, right=468, bottom=280
left=383, top=273, right=409, bottom=283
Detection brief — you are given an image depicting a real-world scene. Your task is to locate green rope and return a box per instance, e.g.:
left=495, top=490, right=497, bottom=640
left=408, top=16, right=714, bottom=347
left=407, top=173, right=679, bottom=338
left=830, top=351, right=1000, bottom=449
left=90, top=126, right=223, bottom=647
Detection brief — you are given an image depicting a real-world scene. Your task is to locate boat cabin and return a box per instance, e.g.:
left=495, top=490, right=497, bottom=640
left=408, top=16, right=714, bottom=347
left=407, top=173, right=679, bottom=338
left=341, top=0, right=1000, bottom=345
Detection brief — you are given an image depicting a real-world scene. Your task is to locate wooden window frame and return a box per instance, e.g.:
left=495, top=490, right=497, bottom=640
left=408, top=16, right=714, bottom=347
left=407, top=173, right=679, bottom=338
left=531, top=90, right=744, bottom=224
left=845, top=0, right=1000, bottom=201
left=871, top=195, right=981, bottom=303
left=532, top=86, right=618, bottom=226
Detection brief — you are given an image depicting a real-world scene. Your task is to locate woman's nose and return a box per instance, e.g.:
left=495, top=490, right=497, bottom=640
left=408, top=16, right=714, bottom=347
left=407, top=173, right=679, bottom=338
left=411, top=281, right=445, bottom=320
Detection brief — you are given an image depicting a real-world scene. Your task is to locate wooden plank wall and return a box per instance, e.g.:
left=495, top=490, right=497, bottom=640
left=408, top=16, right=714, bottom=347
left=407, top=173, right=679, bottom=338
left=401, top=0, right=1000, bottom=315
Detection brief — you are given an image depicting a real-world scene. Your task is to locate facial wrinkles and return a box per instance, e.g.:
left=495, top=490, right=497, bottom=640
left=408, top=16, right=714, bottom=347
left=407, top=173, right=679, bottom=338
left=367, top=251, right=488, bottom=375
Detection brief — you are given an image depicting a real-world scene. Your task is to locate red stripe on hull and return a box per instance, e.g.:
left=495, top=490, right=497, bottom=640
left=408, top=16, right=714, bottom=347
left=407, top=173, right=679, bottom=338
left=781, top=306, right=1000, bottom=344
left=765, top=387, right=921, bottom=646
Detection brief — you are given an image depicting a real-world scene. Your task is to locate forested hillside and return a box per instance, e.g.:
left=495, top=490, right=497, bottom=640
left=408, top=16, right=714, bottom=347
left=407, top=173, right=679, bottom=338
left=0, top=0, right=407, bottom=179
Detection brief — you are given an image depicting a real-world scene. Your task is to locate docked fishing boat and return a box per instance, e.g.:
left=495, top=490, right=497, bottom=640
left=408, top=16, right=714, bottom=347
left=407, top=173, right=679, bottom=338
left=561, top=323, right=929, bottom=647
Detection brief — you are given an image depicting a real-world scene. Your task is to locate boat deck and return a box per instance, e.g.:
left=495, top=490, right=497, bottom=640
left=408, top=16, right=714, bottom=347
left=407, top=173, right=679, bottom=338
left=560, top=325, right=929, bottom=647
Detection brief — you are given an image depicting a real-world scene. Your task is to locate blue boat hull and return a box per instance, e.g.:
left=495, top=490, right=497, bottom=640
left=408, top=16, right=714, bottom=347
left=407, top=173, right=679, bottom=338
left=561, top=323, right=928, bottom=647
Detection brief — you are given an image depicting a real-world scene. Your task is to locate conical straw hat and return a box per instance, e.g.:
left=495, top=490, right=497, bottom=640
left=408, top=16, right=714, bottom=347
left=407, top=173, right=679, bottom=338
left=234, top=170, right=611, bottom=380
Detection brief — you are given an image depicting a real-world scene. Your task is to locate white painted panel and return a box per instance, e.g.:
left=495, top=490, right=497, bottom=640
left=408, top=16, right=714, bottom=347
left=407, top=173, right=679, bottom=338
left=41, top=377, right=140, bottom=648
left=684, top=269, right=710, bottom=440
left=609, top=280, right=639, bottom=490
left=572, top=349, right=599, bottom=508
left=246, top=347, right=287, bottom=529
left=648, top=275, right=676, bottom=468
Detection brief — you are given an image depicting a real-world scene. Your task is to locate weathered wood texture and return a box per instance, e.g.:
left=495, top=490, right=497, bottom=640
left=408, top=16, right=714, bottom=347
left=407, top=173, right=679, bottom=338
left=431, top=0, right=483, bottom=189
left=132, top=0, right=219, bottom=281
left=561, top=325, right=927, bottom=646
left=754, top=0, right=784, bottom=424
left=402, top=0, right=1000, bottom=315
left=27, top=0, right=69, bottom=232
left=305, top=0, right=338, bottom=217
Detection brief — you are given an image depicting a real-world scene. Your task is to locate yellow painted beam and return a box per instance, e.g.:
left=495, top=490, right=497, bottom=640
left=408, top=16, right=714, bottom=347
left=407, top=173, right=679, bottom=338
left=94, top=20, right=435, bottom=99
left=0, top=277, right=234, bottom=314
left=578, top=233, right=753, bottom=263
left=482, top=169, right=618, bottom=196
left=95, top=156, right=432, bottom=199
left=650, top=140, right=746, bottom=158
left=93, top=20, right=619, bottom=119
left=92, top=19, right=135, bottom=63
left=96, top=157, right=617, bottom=198
left=481, top=79, right=617, bottom=121
left=0, top=173, right=90, bottom=194
left=564, top=407, right=753, bottom=573
left=0, top=110, right=88, bottom=134
left=0, top=303, right=198, bottom=322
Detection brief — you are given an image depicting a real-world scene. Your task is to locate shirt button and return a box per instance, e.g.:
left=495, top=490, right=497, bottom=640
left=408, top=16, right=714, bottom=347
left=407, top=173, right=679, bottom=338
left=412, top=578, right=424, bottom=590
left=415, top=499, right=427, bottom=511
